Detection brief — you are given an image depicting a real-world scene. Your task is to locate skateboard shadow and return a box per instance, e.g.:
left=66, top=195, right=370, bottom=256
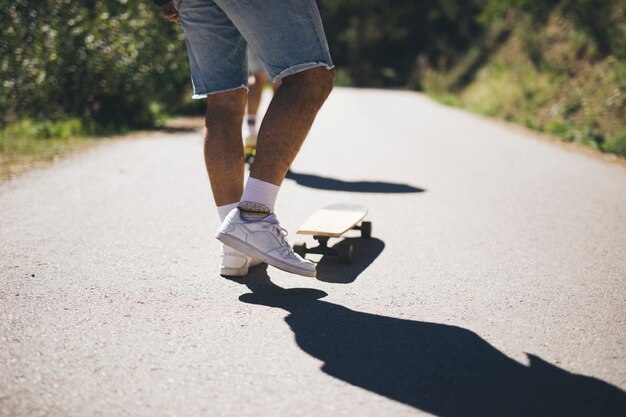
left=315, top=237, right=385, bottom=284
left=285, top=170, right=424, bottom=193
left=227, top=272, right=626, bottom=417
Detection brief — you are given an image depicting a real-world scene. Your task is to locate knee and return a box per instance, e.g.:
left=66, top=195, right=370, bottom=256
left=310, top=67, right=335, bottom=98
left=283, top=66, right=334, bottom=102
left=205, top=88, right=246, bottom=126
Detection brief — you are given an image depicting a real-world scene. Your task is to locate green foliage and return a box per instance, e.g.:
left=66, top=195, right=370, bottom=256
left=323, top=0, right=485, bottom=87
left=441, top=5, right=626, bottom=157
left=605, top=131, right=626, bottom=156
left=0, top=118, right=105, bottom=179
left=480, top=0, right=626, bottom=58
left=0, top=0, right=191, bottom=128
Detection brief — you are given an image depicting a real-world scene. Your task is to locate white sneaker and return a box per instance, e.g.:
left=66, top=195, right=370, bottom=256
left=220, top=245, right=264, bottom=277
left=216, top=208, right=317, bottom=278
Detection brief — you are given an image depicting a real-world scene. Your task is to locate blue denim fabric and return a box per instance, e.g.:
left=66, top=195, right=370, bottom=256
left=175, top=0, right=334, bottom=98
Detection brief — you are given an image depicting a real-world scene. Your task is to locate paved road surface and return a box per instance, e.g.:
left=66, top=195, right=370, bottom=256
left=2, top=88, right=626, bottom=416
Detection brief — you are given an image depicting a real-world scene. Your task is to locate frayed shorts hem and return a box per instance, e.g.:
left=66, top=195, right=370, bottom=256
left=192, top=84, right=249, bottom=99
left=272, top=62, right=335, bottom=83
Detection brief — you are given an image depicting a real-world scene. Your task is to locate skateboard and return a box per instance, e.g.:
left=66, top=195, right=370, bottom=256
left=244, top=145, right=255, bottom=166
left=243, top=133, right=256, bottom=167
left=293, top=203, right=372, bottom=263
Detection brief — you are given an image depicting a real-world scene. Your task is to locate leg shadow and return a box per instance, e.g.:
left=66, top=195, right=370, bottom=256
left=285, top=170, right=425, bottom=193
left=315, top=237, right=385, bottom=284
left=231, top=273, right=626, bottom=417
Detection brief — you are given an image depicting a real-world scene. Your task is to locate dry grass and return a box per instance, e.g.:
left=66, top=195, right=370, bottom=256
left=424, top=11, right=626, bottom=158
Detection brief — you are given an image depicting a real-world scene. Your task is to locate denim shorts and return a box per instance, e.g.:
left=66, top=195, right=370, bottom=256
left=174, top=0, right=334, bottom=98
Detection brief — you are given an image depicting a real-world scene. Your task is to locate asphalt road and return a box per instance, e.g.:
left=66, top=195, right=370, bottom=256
left=1, top=88, right=626, bottom=417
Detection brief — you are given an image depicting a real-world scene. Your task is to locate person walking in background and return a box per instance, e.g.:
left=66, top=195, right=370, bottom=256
left=155, top=0, right=334, bottom=278
left=243, top=47, right=279, bottom=165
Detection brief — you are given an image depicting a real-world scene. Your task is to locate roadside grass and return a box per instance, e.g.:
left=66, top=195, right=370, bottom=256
left=423, top=12, right=626, bottom=159
left=0, top=95, right=205, bottom=180
left=0, top=118, right=126, bottom=180
left=0, top=114, right=206, bottom=180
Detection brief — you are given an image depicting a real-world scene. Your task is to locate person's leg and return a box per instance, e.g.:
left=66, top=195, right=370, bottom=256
left=204, top=87, right=267, bottom=276
left=215, top=0, right=334, bottom=277
left=251, top=66, right=334, bottom=186
left=215, top=0, right=334, bottom=189
left=216, top=68, right=333, bottom=278
left=176, top=0, right=249, bottom=205
left=247, top=71, right=268, bottom=117
left=176, top=0, right=265, bottom=276
left=203, top=88, right=247, bottom=206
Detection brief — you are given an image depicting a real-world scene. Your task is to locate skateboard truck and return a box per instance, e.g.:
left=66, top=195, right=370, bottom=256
left=293, top=220, right=372, bottom=263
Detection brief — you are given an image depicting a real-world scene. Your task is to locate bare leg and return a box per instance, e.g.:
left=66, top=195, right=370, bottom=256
left=204, top=88, right=247, bottom=206
left=247, top=72, right=269, bottom=117
left=251, top=66, right=334, bottom=185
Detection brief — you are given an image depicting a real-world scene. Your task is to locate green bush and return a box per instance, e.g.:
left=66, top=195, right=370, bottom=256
left=0, top=0, right=191, bottom=128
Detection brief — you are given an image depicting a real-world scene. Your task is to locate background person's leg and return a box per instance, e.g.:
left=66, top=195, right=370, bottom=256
left=245, top=47, right=267, bottom=142
left=247, top=71, right=268, bottom=118
left=245, top=71, right=269, bottom=146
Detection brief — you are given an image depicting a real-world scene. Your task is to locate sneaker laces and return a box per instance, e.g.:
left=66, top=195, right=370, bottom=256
left=268, top=224, right=293, bottom=253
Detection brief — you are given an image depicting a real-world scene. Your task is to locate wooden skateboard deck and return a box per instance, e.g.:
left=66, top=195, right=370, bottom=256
left=294, top=204, right=371, bottom=263
left=297, top=204, right=368, bottom=237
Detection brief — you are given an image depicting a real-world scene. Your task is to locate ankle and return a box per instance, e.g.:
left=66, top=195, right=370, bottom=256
left=240, top=177, right=279, bottom=213
left=237, top=201, right=271, bottom=220
left=217, top=202, right=239, bottom=222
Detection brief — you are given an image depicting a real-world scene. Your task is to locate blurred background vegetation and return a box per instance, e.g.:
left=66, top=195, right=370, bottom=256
left=1, top=0, right=625, bottom=176
left=325, top=0, right=626, bottom=156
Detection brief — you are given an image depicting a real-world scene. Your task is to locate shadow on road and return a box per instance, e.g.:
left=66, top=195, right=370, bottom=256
left=285, top=170, right=424, bottom=193
left=315, top=237, right=385, bottom=284
left=227, top=272, right=626, bottom=417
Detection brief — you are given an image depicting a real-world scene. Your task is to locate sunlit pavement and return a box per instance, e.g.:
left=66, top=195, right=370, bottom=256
left=2, top=88, right=626, bottom=416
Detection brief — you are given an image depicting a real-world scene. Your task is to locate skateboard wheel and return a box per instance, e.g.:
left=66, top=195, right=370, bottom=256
left=338, top=244, right=353, bottom=263
left=244, top=146, right=256, bottom=168
left=293, top=242, right=307, bottom=258
left=360, top=221, right=372, bottom=238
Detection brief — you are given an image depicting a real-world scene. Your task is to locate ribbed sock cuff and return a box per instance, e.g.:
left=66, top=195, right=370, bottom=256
left=240, top=177, right=280, bottom=213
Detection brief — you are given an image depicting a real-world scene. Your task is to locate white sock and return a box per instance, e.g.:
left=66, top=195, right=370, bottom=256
left=217, top=202, right=239, bottom=222
left=245, top=115, right=257, bottom=135
left=240, top=177, right=280, bottom=213
left=217, top=202, right=241, bottom=256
